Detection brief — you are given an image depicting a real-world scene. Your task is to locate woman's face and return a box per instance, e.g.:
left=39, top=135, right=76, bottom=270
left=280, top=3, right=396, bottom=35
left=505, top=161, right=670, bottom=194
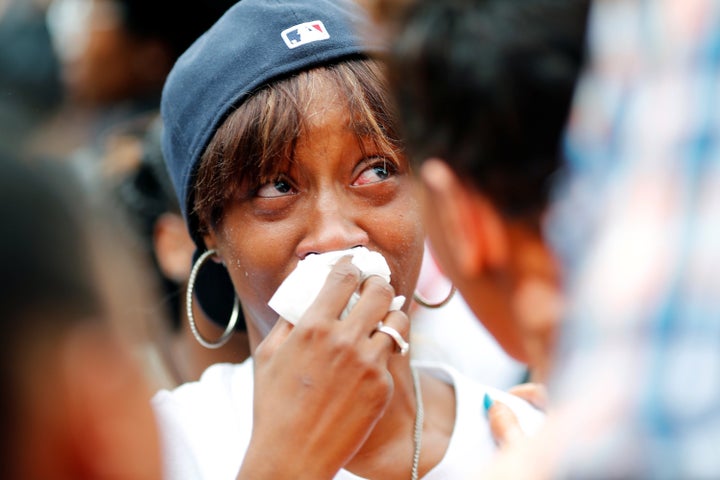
left=205, top=79, right=425, bottom=344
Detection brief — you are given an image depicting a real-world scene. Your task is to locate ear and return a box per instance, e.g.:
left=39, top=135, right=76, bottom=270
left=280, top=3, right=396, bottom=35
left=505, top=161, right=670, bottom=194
left=420, top=159, right=509, bottom=279
left=153, top=212, right=196, bottom=282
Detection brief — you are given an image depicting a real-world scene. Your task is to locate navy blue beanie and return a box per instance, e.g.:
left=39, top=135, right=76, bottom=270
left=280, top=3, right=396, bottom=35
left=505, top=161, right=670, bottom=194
left=160, top=0, right=382, bottom=327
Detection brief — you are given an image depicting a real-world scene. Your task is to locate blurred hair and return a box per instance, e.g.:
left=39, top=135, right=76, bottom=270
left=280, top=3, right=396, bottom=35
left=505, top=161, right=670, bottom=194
left=194, top=57, right=404, bottom=234
left=384, top=0, right=589, bottom=218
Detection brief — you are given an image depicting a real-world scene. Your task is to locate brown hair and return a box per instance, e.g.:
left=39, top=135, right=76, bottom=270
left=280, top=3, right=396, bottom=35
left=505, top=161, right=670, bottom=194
left=193, top=57, right=404, bottom=236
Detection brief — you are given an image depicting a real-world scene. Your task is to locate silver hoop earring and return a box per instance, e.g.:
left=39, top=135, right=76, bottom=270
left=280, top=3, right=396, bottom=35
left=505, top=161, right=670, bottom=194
left=186, top=249, right=240, bottom=349
left=413, top=285, right=457, bottom=309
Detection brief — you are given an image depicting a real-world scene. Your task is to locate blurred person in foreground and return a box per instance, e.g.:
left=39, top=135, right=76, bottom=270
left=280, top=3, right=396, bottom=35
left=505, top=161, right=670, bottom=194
left=378, top=0, right=720, bottom=477
left=0, top=154, right=162, bottom=479
left=410, top=244, right=527, bottom=391
left=375, top=0, right=590, bottom=385
left=538, top=0, right=720, bottom=477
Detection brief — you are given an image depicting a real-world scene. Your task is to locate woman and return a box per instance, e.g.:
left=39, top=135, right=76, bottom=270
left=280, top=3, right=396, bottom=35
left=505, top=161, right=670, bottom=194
left=154, top=1, right=542, bottom=478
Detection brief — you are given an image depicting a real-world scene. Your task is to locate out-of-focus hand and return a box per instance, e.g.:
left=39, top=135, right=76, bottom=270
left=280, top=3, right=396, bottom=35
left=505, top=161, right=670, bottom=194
left=237, top=258, right=410, bottom=480
left=508, top=382, right=548, bottom=411
left=487, top=382, right=548, bottom=448
left=482, top=382, right=554, bottom=479
left=486, top=395, right=525, bottom=448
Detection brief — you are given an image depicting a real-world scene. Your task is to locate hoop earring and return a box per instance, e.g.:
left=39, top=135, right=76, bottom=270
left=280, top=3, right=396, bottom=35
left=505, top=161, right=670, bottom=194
left=186, top=249, right=240, bottom=349
left=413, top=285, right=457, bottom=309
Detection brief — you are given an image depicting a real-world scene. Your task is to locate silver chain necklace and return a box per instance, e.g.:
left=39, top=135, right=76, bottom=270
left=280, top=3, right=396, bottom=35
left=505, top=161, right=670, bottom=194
left=411, top=367, right=424, bottom=480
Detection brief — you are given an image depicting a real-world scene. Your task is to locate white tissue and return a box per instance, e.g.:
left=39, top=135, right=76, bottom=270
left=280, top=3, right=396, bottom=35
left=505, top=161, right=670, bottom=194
left=268, top=247, right=406, bottom=325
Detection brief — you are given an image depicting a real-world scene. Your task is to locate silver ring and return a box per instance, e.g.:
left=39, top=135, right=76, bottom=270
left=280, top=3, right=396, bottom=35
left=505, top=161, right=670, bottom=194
left=374, top=322, right=410, bottom=356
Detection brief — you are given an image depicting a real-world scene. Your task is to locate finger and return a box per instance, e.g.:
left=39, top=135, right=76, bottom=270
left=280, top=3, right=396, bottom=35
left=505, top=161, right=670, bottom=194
left=254, top=317, right=293, bottom=362
left=342, top=275, right=396, bottom=335
left=369, top=309, right=410, bottom=358
left=303, top=257, right=362, bottom=323
left=508, top=382, right=548, bottom=411
left=485, top=394, right=526, bottom=448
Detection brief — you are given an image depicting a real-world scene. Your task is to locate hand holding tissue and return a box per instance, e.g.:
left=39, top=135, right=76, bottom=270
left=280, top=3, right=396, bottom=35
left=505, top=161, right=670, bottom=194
left=268, top=247, right=406, bottom=325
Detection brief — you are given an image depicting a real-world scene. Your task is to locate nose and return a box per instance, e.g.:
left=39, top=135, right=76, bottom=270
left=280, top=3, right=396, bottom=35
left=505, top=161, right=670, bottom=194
left=295, top=193, right=369, bottom=259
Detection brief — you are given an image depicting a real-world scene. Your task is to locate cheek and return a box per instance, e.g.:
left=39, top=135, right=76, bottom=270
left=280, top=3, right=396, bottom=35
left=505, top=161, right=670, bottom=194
left=214, top=184, right=425, bottom=311
left=373, top=188, right=425, bottom=299
left=215, top=211, right=300, bottom=308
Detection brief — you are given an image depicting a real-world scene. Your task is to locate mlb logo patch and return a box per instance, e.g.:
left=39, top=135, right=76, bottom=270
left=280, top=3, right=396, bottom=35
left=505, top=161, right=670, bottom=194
left=281, top=20, right=330, bottom=49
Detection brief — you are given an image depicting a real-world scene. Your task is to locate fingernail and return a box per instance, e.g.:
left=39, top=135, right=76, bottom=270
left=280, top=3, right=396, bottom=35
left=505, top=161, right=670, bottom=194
left=483, top=393, right=494, bottom=415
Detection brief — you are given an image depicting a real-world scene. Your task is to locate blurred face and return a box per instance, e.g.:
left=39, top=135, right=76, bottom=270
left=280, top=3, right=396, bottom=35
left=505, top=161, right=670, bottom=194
left=48, top=0, right=167, bottom=104
left=205, top=79, right=425, bottom=346
left=415, top=160, right=531, bottom=363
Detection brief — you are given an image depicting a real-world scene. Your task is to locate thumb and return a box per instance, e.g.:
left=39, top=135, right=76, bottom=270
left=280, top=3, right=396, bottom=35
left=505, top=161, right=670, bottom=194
left=485, top=393, right=525, bottom=448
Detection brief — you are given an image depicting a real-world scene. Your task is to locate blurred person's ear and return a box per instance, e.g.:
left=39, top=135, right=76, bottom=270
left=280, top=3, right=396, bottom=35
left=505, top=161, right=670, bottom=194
left=419, top=158, right=509, bottom=280
left=154, top=212, right=195, bottom=282
left=419, top=156, right=560, bottom=380
left=59, top=324, right=163, bottom=479
left=417, top=158, right=537, bottom=365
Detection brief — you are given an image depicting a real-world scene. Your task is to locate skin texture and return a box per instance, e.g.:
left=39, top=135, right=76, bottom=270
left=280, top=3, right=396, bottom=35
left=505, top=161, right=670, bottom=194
left=201, top=77, right=460, bottom=479
left=204, top=77, right=425, bottom=351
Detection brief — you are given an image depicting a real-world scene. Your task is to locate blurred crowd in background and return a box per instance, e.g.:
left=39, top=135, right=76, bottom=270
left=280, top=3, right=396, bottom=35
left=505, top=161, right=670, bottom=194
left=0, top=0, right=524, bottom=392
left=2, top=0, right=720, bottom=478
left=0, top=0, right=255, bottom=388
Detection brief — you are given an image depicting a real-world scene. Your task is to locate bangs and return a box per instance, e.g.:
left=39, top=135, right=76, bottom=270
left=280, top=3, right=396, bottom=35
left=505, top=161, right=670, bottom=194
left=193, top=57, right=404, bottom=235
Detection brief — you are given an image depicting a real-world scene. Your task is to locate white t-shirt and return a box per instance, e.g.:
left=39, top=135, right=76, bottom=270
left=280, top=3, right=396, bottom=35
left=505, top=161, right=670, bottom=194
left=152, top=359, right=543, bottom=479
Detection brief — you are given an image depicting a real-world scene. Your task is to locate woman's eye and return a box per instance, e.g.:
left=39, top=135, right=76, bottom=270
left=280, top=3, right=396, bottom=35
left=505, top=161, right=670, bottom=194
left=353, top=159, right=396, bottom=186
left=256, top=179, right=295, bottom=198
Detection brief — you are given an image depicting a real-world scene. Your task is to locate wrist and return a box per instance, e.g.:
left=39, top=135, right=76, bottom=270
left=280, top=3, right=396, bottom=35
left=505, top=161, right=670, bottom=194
left=237, top=444, right=339, bottom=480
